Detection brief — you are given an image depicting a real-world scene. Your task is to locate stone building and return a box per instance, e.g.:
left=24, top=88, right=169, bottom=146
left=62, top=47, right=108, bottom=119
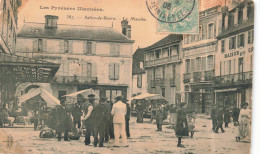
left=144, top=35, right=183, bottom=105
left=132, top=48, right=147, bottom=97
left=214, top=0, right=254, bottom=109
left=15, top=15, right=134, bottom=102
left=181, top=6, right=223, bottom=113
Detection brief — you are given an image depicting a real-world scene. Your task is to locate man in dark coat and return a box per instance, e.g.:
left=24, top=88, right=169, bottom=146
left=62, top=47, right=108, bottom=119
left=56, top=99, right=70, bottom=141
left=232, top=105, right=240, bottom=126
left=215, top=106, right=225, bottom=133
left=224, top=106, right=231, bottom=128
left=211, top=104, right=217, bottom=132
left=136, top=102, right=144, bottom=123
left=82, top=94, right=95, bottom=145
left=72, top=102, right=82, bottom=129
left=92, top=97, right=108, bottom=147
left=123, top=98, right=131, bottom=138
left=104, top=99, right=112, bottom=142
left=175, top=102, right=188, bottom=148
left=156, top=104, right=164, bottom=131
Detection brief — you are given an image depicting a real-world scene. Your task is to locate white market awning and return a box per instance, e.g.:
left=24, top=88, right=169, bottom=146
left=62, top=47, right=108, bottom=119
left=63, top=88, right=100, bottom=100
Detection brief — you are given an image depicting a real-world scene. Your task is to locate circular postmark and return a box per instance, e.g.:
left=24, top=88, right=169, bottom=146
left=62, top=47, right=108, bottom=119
left=146, top=0, right=195, bottom=23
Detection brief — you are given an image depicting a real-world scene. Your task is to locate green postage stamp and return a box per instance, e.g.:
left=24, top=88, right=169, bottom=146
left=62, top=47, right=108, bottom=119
left=146, top=0, right=199, bottom=34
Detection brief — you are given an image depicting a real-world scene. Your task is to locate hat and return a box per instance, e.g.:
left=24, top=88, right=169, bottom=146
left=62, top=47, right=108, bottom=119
left=242, top=102, right=249, bottom=107
left=100, top=97, right=108, bottom=101
left=115, top=95, right=123, bottom=101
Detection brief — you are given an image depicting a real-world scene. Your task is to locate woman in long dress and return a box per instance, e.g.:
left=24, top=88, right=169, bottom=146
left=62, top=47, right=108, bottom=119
left=236, top=102, right=251, bottom=142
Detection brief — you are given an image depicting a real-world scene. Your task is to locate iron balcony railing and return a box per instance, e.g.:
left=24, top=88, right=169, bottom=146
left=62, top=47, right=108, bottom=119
left=214, top=71, right=253, bottom=86
left=183, top=73, right=190, bottom=83
left=193, top=72, right=202, bottom=82
left=52, top=75, right=98, bottom=85
left=204, top=69, right=215, bottom=81
left=145, top=55, right=179, bottom=67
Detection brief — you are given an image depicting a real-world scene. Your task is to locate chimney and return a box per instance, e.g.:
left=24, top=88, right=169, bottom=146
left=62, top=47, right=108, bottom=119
left=121, top=18, right=131, bottom=38
left=45, top=15, right=58, bottom=29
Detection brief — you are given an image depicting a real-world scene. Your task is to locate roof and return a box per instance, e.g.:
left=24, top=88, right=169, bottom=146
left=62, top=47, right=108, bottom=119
left=0, top=52, right=60, bottom=83
left=217, top=1, right=254, bottom=39
left=17, top=22, right=134, bottom=43
left=143, top=34, right=183, bottom=51
left=132, top=48, right=145, bottom=74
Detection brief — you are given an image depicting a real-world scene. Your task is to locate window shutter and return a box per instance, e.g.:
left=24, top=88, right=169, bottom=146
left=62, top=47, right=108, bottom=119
left=82, top=62, right=87, bottom=76
left=87, top=42, right=92, bottom=55
left=115, top=63, right=120, bottom=80
left=92, top=62, right=97, bottom=78
left=83, top=42, right=87, bottom=54
left=242, top=34, right=244, bottom=47
left=248, top=31, right=251, bottom=44
left=42, top=39, right=47, bottom=52
left=92, top=42, right=96, bottom=55
left=109, top=63, right=113, bottom=79
left=33, top=39, right=38, bottom=52
left=68, top=40, right=73, bottom=53
left=234, top=37, right=236, bottom=49
left=237, top=35, right=240, bottom=48
left=59, top=40, right=64, bottom=53
left=229, top=38, right=232, bottom=49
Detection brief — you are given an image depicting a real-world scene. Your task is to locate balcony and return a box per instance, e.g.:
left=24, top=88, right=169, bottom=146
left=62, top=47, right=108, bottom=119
left=170, top=78, right=176, bottom=87
left=193, top=72, right=202, bottom=82
left=214, top=71, right=253, bottom=86
left=145, top=55, right=179, bottom=67
left=204, top=69, right=215, bottom=81
left=183, top=73, right=190, bottom=83
left=52, top=75, right=98, bottom=85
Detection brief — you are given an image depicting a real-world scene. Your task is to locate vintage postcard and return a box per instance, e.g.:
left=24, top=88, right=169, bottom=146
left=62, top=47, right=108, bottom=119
left=0, top=0, right=254, bottom=153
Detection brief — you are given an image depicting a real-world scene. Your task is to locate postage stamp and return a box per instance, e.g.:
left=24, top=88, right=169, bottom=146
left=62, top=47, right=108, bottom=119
left=146, top=0, right=199, bottom=34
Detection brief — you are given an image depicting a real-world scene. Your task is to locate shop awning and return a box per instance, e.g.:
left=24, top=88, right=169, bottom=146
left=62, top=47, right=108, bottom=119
left=214, top=88, right=237, bottom=93
left=0, top=52, right=60, bottom=83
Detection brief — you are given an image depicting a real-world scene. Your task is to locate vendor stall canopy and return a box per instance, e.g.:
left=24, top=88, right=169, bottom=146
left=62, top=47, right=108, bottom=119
left=63, top=88, right=100, bottom=100
left=131, top=93, right=168, bottom=103
left=18, top=88, right=60, bottom=108
left=0, top=52, right=60, bottom=83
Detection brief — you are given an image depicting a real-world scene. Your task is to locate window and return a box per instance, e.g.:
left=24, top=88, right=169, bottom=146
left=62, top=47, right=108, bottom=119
left=109, top=63, right=119, bottom=80
left=38, top=39, right=43, bottom=51
left=196, top=57, right=201, bottom=72
left=162, top=66, right=165, bottom=79
left=86, top=42, right=92, bottom=55
left=221, top=40, right=225, bottom=53
left=237, top=34, right=244, bottom=48
left=172, top=64, right=176, bottom=81
left=155, top=50, right=160, bottom=59
left=228, top=60, right=231, bottom=74
left=238, top=9, right=243, bottom=24
left=64, top=40, right=69, bottom=53
left=170, top=45, right=178, bottom=56
left=110, top=44, right=120, bottom=56
left=87, top=63, right=92, bottom=77
left=248, top=30, right=254, bottom=44
left=208, top=23, right=214, bottom=39
left=137, top=74, right=142, bottom=88
left=207, top=55, right=214, bottom=70
left=185, top=59, right=190, bottom=73
left=161, top=88, right=165, bottom=97
left=198, top=26, right=202, bottom=40
left=229, top=36, right=236, bottom=49
left=106, top=90, right=122, bottom=102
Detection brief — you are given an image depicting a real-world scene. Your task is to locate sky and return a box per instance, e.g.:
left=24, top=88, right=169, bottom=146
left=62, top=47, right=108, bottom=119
left=17, top=0, right=227, bottom=52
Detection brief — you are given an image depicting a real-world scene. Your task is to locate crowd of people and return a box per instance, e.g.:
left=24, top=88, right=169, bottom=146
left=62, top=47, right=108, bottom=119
left=55, top=94, right=131, bottom=147
left=211, top=102, right=251, bottom=142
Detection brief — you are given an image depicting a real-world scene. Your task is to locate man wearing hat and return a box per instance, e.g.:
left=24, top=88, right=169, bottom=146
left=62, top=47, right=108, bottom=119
left=92, top=97, right=108, bottom=147
left=82, top=94, right=95, bottom=145
left=72, top=102, right=82, bottom=129
left=56, top=98, right=70, bottom=141
left=215, top=105, right=225, bottom=133
left=111, top=95, right=128, bottom=147
left=123, top=98, right=131, bottom=138
left=210, top=104, right=217, bottom=132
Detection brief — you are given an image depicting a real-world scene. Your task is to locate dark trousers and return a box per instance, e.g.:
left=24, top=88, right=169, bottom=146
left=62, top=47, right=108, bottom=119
left=109, top=119, right=114, bottom=139
left=224, top=122, right=229, bottom=128
left=73, top=119, right=81, bottom=128
left=85, top=122, right=93, bottom=145
left=125, top=120, right=130, bottom=137
left=57, top=129, right=68, bottom=140
left=93, top=124, right=105, bottom=147
left=137, top=111, right=143, bottom=123
left=212, top=119, right=217, bottom=131
left=105, top=120, right=110, bottom=142
left=156, top=118, right=163, bottom=131
left=215, top=121, right=224, bottom=133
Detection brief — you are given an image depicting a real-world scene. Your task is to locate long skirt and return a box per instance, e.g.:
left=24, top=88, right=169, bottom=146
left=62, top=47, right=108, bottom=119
left=238, top=116, right=251, bottom=142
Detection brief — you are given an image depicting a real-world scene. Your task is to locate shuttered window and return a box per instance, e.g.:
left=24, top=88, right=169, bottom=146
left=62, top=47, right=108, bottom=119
left=237, top=34, right=244, bottom=48
left=221, top=40, right=225, bottom=53
left=229, top=36, right=236, bottom=49
left=85, top=42, right=92, bottom=55
left=64, top=40, right=69, bottom=53
left=87, top=63, right=92, bottom=77
left=248, top=30, right=254, bottom=44
left=109, top=63, right=120, bottom=80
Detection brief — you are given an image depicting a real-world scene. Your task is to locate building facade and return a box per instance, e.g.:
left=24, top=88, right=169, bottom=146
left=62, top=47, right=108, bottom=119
left=132, top=48, right=147, bottom=97
left=181, top=6, right=223, bottom=113
left=144, top=35, right=183, bottom=105
left=214, top=0, right=254, bottom=109
left=16, top=15, right=134, bottom=103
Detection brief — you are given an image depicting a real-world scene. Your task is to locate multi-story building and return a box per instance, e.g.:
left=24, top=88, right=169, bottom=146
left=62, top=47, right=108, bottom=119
left=214, top=0, right=254, bottom=109
left=144, top=34, right=183, bottom=105
left=181, top=6, right=223, bottom=113
left=132, top=48, right=147, bottom=97
left=0, top=1, right=59, bottom=108
left=16, top=15, right=134, bottom=102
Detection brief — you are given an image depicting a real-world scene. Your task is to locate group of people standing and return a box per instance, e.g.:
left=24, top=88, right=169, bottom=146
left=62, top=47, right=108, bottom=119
left=55, top=94, right=131, bottom=147
left=211, top=102, right=251, bottom=142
